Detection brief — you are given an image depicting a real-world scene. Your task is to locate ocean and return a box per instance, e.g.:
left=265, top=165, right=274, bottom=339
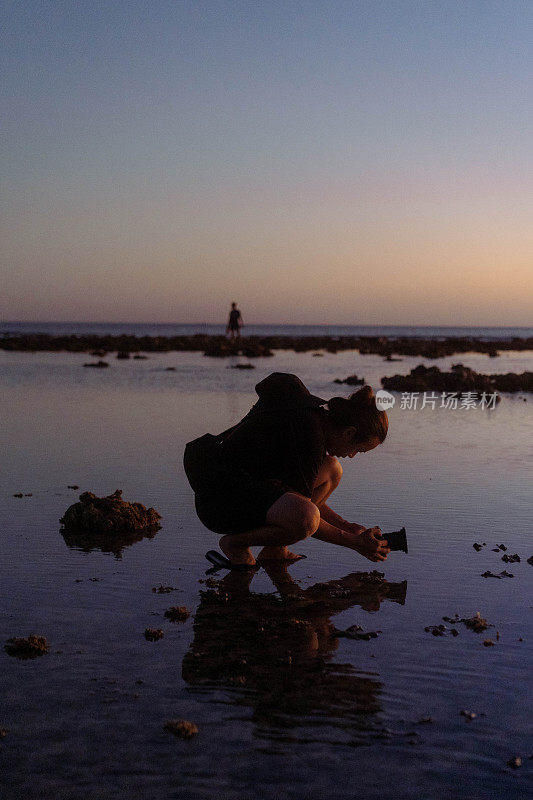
left=2, top=321, right=533, bottom=340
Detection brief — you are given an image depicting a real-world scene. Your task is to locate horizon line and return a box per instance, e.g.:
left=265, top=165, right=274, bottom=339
left=1, top=320, right=532, bottom=331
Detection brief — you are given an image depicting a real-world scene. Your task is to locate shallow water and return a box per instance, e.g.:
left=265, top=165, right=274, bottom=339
left=1, top=349, right=532, bottom=799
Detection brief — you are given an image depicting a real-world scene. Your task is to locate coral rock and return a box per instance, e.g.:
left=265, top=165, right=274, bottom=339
left=60, top=490, right=161, bottom=534
left=164, top=606, right=191, bottom=622
left=4, top=635, right=49, bottom=659
left=463, top=612, right=489, bottom=633
left=144, top=628, right=164, bottom=641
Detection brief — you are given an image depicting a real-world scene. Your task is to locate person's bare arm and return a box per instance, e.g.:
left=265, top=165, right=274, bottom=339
left=319, top=503, right=366, bottom=534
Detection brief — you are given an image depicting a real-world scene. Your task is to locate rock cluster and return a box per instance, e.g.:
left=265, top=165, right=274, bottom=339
left=382, top=364, right=533, bottom=393
left=426, top=612, right=491, bottom=636
left=60, top=490, right=161, bottom=534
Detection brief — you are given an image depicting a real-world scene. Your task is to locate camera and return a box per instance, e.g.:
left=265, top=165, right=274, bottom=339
left=380, top=527, right=408, bottom=553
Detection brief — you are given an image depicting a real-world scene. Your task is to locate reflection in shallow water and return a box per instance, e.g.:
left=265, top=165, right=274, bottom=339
left=60, top=525, right=160, bottom=558
left=183, top=567, right=407, bottom=744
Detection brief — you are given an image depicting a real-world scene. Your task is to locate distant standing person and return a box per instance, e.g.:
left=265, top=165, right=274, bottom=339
left=226, top=302, right=243, bottom=339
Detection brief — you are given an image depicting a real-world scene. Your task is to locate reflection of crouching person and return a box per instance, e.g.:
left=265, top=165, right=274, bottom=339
left=184, top=372, right=390, bottom=568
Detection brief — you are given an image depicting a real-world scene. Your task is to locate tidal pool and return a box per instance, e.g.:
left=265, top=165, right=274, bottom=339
left=1, top=349, right=532, bottom=799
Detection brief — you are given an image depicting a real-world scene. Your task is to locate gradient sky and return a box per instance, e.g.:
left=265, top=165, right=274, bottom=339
left=2, top=0, right=532, bottom=325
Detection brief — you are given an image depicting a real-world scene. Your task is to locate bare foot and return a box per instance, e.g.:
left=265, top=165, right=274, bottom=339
left=220, top=536, right=256, bottom=566
left=257, top=546, right=305, bottom=562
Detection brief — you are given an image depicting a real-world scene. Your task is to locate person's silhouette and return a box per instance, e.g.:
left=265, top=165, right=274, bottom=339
left=226, top=302, right=243, bottom=339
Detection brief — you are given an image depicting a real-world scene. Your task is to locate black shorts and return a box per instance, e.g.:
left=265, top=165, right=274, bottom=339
left=194, top=471, right=288, bottom=536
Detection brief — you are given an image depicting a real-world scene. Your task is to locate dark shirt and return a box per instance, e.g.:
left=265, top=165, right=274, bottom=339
left=219, top=374, right=327, bottom=497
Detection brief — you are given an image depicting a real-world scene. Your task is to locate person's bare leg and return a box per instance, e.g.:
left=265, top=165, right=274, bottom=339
left=220, top=493, right=320, bottom=565
left=259, top=457, right=343, bottom=562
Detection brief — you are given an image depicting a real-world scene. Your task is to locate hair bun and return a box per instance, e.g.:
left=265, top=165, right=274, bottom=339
left=327, top=384, right=388, bottom=443
left=349, top=385, right=375, bottom=407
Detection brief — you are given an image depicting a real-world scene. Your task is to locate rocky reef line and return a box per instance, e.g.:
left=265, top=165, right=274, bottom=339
left=381, top=364, right=533, bottom=393
left=2, top=333, right=532, bottom=359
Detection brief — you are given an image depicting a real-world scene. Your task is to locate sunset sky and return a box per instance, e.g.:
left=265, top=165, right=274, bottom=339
left=2, top=1, right=532, bottom=325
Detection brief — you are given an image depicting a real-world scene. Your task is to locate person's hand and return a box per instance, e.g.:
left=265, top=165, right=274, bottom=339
left=353, top=527, right=390, bottom=563
left=344, top=522, right=366, bottom=536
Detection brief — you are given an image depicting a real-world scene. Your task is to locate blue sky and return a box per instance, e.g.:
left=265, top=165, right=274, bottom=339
left=2, top=1, right=532, bottom=324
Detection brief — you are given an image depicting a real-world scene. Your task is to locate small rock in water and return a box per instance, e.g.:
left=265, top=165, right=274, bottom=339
left=332, top=625, right=379, bottom=640
left=144, top=628, right=164, bottom=641
left=152, top=585, right=177, bottom=594
left=527, top=556, right=533, bottom=565
left=481, top=570, right=513, bottom=579
left=506, top=756, right=522, bottom=769
left=483, top=639, right=495, bottom=647
left=502, top=553, right=520, bottom=563
left=12, top=493, right=23, bottom=498
left=425, top=623, right=458, bottom=637
left=68, top=484, right=79, bottom=489
left=164, top=719, right=198, bottom=739
left=416, top=716, right=434, bottom=724
left=333, top=374, right=365, bottom=386
left=0, top=728, right=8, bottom=739
left=460, top=710, right=477, bottom=720
left=473, top=542, right=484, bottom=551
left=83, top=360, right=109, bottom=368
left=4, top=634, right=49, bottom=659
left=164, top=606, right=191, bottom=622
left=498, top=544, right=507, bottom=551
